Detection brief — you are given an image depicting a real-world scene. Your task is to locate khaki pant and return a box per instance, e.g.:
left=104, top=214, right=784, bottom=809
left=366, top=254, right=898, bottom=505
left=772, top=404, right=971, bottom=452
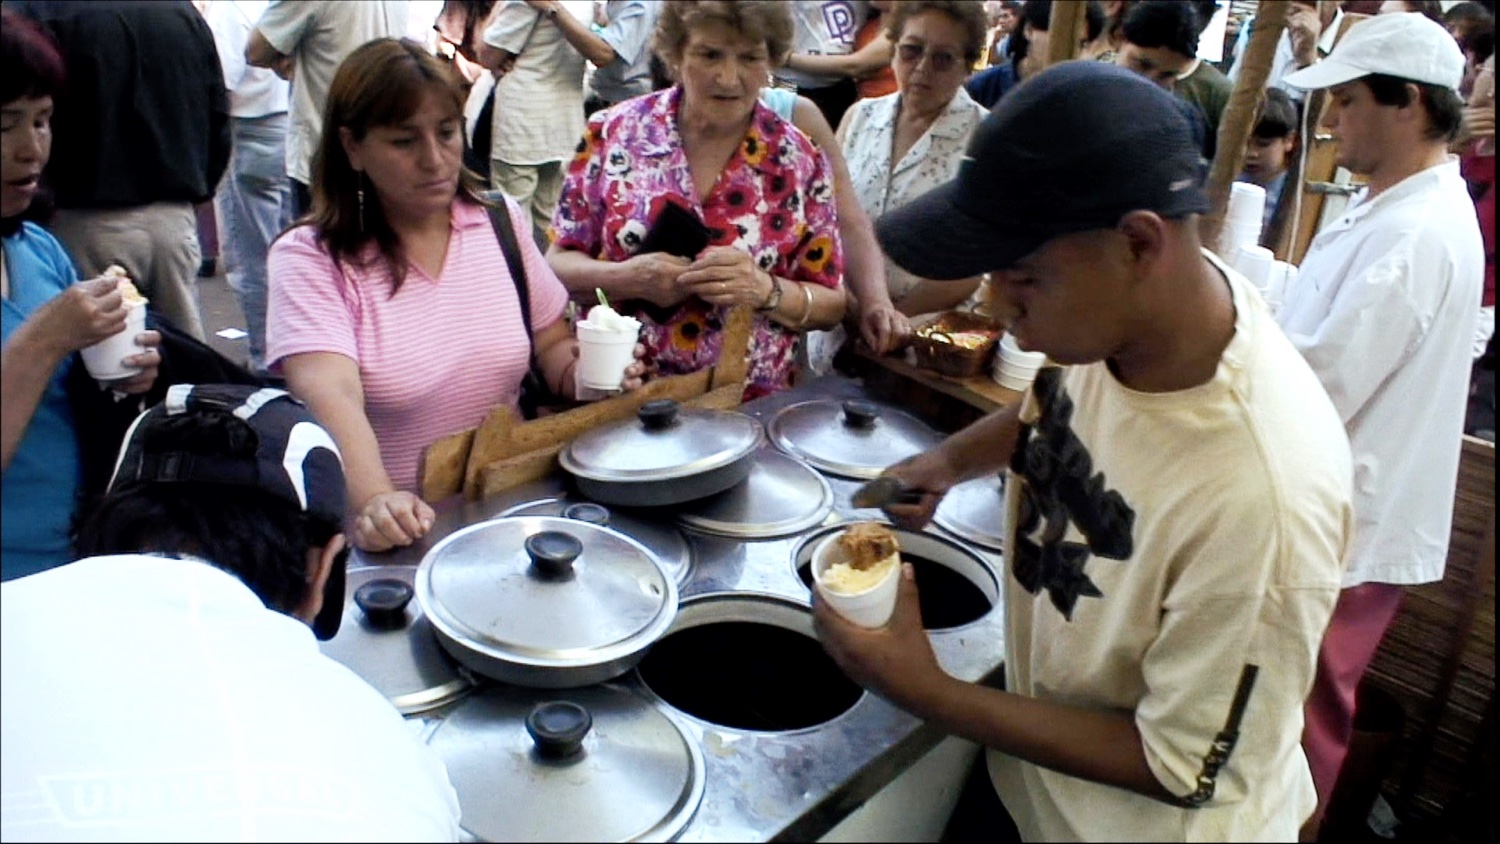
left=50, top=203, right=206, bottom=340
left=489, top=159, right=564, bottom=240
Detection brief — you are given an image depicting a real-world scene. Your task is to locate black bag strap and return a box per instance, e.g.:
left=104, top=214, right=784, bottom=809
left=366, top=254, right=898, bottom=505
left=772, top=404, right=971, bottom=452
left=481, top=191, right=534, bottom=351
left=480, top=191, right=555, bottom=419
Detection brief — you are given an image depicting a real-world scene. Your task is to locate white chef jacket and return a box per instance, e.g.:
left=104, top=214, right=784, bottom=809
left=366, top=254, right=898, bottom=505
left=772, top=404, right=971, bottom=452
left=0, top=555, right=462, bottom=842
left=1276, top=159, right=1484, bottom=587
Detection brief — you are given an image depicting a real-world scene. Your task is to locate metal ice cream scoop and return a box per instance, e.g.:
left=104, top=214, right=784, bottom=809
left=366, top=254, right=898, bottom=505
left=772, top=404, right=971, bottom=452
left=850, top=476, right=926, bottom=509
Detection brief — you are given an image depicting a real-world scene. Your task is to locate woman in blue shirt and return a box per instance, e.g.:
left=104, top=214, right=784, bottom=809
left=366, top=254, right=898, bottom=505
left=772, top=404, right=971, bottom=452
left=1, top=9, right=161, bottom=581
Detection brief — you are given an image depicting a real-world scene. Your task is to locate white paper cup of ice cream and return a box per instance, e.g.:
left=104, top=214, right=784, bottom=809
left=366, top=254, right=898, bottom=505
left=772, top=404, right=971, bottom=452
left=812, top=532, right=901, bottom=629
left=576, top=305, right=641, bottom=391
left=79, top=299, right=147, bottom=383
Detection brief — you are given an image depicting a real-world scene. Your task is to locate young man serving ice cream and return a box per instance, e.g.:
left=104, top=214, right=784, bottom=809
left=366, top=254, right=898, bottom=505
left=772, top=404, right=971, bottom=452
left=812, top=62, right=1353, bottom=841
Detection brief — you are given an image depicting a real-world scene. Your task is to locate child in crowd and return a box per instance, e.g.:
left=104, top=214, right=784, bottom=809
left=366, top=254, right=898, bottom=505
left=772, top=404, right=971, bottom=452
left=1238, top=88, right=1300, bottom=234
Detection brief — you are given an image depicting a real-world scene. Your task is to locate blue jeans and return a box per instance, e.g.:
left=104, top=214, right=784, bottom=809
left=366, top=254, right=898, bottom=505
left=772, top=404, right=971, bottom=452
left=216, top=113, right=292, bottom=372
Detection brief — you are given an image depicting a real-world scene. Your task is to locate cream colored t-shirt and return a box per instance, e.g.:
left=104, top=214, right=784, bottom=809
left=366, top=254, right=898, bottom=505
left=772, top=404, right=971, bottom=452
left=990, top=256, right=1353, bottom=841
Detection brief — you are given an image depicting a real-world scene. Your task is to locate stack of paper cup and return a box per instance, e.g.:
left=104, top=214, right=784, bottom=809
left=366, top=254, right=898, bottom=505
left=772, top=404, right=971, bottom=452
left=1217, top=182, right=1266, bottom=261
left=991, top=334, right=1047, bottom=391
left=1264, top=260, right=1297, bottom=314
left=1233, top=244, right=1276, bottom=298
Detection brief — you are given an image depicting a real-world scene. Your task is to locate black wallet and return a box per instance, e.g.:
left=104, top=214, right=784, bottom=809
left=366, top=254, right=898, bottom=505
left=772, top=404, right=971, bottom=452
left=638, top=199, right=713, bottom=259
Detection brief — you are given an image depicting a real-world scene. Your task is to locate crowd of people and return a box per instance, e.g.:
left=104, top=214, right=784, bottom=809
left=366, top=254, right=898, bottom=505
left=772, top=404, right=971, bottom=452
left=0, top=1, right=1494, bottom=842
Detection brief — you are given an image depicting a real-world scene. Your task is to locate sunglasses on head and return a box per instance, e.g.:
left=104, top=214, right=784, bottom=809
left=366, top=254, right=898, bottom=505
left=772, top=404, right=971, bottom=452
left=897, top=42, right=963, bottom=73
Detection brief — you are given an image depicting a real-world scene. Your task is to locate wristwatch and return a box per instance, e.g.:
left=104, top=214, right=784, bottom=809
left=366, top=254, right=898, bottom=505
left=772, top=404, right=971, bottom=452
left=757, top=273, right=784, bottom=312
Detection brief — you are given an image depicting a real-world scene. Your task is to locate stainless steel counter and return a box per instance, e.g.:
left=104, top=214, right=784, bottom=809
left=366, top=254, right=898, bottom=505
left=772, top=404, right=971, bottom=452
left=352, top=375, right=1007, bottom=842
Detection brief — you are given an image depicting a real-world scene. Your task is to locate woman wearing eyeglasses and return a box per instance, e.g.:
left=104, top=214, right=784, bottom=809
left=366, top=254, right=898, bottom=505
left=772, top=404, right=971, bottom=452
left=832, top=1, right=989, bottom=322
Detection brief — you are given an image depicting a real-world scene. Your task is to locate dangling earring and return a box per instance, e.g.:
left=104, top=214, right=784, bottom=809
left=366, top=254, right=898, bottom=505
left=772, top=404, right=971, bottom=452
left=356, top=172, right=366, bottom=232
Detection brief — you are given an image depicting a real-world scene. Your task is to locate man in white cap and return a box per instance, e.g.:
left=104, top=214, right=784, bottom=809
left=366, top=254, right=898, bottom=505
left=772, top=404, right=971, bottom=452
left=1275, top=12, right=1484, bottom=834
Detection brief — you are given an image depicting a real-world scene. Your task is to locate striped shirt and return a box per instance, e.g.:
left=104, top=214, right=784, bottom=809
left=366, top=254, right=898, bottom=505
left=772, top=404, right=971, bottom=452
left=266, top=197, right=568, bottom=492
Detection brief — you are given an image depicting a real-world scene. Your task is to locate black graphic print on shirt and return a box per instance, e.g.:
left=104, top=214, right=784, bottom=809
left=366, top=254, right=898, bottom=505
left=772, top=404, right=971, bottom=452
left=1009, top=368, right=1137, bottom=620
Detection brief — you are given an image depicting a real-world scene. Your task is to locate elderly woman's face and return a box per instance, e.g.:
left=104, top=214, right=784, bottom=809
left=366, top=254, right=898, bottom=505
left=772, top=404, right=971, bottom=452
left=676, top=20, right=772, bottom=126
left=893, top=12, right=971, bottom=113
left=1, top=96, right=52, bottom=218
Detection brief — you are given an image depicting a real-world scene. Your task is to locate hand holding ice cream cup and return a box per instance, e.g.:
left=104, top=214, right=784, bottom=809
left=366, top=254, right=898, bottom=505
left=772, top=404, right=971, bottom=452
left=812, top=522, right=903, bottom=629
left=78, top=265, right=152, bottom=385
left=575, top=290, right=644, bottom=393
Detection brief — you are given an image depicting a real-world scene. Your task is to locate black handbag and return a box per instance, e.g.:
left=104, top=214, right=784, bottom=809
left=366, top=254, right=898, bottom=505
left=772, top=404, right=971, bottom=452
left=480, top=191, right=561, bottom=420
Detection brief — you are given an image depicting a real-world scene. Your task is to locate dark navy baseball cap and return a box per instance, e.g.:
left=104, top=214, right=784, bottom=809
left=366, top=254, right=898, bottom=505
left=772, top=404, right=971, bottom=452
left=109, top=385, right=350, bottom=639
left=109, top=385, right=347, bottom=524
left=876, top=61, right=1210, bottom=279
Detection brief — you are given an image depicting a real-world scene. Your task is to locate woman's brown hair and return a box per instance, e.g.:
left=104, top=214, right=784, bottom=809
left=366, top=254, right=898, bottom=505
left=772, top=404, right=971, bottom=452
left=884, top=0, right=990, bottom=66
left=305, top=38, right=488, bottom=291
left=653, top=1, right=794, bottom=70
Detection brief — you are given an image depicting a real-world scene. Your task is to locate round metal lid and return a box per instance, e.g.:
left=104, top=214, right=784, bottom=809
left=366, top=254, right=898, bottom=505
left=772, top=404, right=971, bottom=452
left=675, top=448, right=834, bottom=539
left=498, top=497, right=693, bottom=587
left=767, top=399, right=943, bottom=480
left=428, top=684, right=704, bottom=842
left=319, top=565, right=472, bottom=715
left=560, top=400, right=763, bottom=484
left=935, top=473, right=1008, bottom=552
left=416, top=516, right=675, bottom=671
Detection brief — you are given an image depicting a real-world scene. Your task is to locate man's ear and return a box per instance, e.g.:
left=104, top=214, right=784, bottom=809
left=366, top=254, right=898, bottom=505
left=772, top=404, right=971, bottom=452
left=294, top=532, right=347, bottom=627
left=1395, top=82, right=1425, bottom=126
left=1116, top=210, right=1170, bottom=274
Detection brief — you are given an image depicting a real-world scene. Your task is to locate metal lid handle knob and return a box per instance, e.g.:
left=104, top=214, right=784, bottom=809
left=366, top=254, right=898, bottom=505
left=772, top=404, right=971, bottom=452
left=525, top=531, right=584, bottom=580
left=561, top=502, right=611, bottom=526
left=637, top=399, right=680, bottom=431
left=841, top=400, right=879, bottom=430
left=353, top=578, right=414, bottom=630
left=526, top=701, right=592, bottom=758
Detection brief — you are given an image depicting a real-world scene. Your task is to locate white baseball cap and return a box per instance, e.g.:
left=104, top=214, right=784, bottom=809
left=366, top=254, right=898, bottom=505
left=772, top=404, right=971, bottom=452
left=1283, top=12, right=1465, bottom=92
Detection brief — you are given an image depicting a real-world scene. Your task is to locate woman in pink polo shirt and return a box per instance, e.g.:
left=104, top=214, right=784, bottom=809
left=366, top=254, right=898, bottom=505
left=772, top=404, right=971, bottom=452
left=267, top=39, right=643, bottom=554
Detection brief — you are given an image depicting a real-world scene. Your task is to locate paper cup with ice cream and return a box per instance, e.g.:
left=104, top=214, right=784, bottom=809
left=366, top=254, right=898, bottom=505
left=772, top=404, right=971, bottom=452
left=79, top=265, right=149, bottom=383
left=576, top=300, right=641, bottom=391
left=812, top=522, right=902, bottom=629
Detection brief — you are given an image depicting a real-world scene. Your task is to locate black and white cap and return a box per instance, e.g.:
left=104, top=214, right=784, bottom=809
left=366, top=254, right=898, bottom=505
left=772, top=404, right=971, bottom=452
left=109, top=384, right=346, bottom=524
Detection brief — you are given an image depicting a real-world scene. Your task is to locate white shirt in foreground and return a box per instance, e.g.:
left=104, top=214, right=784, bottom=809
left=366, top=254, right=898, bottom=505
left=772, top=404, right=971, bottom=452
left=1277, top=158, right=1484, bottom=587
left=0, top=554, right=461, bottom=842
left=991, top=257, right=1353, bottom=841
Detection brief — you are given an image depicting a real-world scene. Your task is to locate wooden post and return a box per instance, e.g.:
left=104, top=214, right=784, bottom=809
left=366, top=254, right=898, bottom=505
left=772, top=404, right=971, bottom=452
left=1201, top=0, right=1290, bottom=252
left=1045, top=0, right=1086, bottom=67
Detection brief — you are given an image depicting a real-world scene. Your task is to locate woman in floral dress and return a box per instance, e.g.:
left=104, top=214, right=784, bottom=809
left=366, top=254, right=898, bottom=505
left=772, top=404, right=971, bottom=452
left=547, top=0, right=845, bottom=400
